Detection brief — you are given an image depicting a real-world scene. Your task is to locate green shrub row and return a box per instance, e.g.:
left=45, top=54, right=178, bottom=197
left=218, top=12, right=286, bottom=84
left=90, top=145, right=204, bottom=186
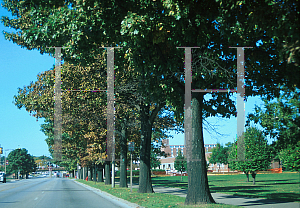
left=115, top=169, right=166, bottom=176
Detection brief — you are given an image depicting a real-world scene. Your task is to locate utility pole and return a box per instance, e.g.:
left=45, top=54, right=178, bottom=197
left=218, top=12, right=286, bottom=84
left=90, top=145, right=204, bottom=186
left=0, top=145, right=2, bottom=170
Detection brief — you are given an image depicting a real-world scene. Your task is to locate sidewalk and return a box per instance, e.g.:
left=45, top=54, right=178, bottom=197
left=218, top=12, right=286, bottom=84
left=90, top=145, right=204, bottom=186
left=128, top=183, right=299, bottom=208
left=152, top=185, right=300, bottom=208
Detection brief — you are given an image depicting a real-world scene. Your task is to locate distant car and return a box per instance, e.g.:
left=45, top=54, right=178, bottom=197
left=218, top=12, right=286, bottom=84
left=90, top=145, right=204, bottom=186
left=0, top=172, right=6, bottom=183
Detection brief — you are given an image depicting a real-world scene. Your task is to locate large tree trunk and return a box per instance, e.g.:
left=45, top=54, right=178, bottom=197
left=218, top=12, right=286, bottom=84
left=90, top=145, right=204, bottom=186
left=138, top=104, right=153, bottom=193
left=245, top=171, right=249, bottom=182
left=97, top=170, right=103, bottom=182
left=93, top=165, right=97, bottom=182
left=83, top=167, right=87, bottom=180
left=80, top=168, right=83, bottom=179
left=97, top=165, right=104, bottom=182
left=185, top=94, right=215, bottom=205
left=137, top=101, right=163, bottom=193
left=105, top=161, right=111, bottom=185
left=251, top=171, right=256, bottom=185
left=119, top=119, right=128, bottom=188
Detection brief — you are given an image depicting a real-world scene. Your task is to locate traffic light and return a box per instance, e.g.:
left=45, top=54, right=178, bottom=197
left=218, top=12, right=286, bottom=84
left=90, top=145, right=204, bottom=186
left=0, top=147, right=3, bottom=154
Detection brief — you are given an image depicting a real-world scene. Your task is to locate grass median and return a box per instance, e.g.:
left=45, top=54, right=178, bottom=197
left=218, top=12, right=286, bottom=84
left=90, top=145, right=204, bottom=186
left=75, top=179, right=238, bottom=208
left=151, top=172, right=300, bottom=202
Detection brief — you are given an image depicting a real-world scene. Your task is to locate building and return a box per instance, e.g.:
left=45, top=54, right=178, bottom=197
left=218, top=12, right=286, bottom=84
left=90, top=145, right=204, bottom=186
left=159, top=139, right=227, bottom=172
left=161, top=139, right=217, bottom=158
left=159, top=139, right=280, bottom=173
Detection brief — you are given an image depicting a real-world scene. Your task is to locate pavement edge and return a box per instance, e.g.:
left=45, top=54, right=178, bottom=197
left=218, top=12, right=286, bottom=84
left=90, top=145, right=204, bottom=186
left=72, top=179, right=144, bottom=208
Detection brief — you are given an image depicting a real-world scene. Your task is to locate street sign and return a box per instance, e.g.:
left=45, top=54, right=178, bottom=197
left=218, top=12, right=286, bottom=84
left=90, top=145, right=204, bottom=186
left=128, top=142, right=134, bottom=152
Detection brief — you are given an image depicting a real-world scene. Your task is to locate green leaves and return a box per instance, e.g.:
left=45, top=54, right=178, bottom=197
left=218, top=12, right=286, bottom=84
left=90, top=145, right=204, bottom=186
left=278, top=141, right=300, bottom=172
left=247, top=86, right=299, bottom=151
left=228, top=127, right=272, bottom=173
left=7, top=148, right=36, bottom=176
left=174, top=149, right=187, bottom=173
left=209, top=143, right=229, bottom=166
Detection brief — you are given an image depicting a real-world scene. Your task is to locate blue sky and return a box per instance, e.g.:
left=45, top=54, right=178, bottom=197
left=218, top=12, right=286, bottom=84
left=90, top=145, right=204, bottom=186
left=0, top=5, right=266, bottom=157
left=0, top=5, right=54, bottom=157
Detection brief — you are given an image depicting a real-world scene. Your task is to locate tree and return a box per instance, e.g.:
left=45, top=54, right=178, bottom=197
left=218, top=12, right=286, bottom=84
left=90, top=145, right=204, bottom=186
left=7, top=148, right=36, bottom=179
left=278, top=141, right=300, bottom=172
left=150, top=152, right=161, bottom=170
left=229, top=127, right=272, bottom=185
left=247, top=86, right=299, bottom=172
left=247, top=86, right=300, bottom=150
left=209, top=143, right=228, bottom=173
left=174, top=149, right=187, bottom=181
left=2, top=0, right=299, bottom=204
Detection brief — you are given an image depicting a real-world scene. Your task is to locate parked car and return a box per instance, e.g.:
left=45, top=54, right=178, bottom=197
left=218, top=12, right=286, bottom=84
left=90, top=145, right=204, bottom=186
left=0, top=172, right=6, bottom=183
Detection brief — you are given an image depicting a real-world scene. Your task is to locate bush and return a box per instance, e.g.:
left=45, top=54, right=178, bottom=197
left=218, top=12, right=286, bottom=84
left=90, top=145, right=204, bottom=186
left=115, top=170, right=140, bottom=177
left=152, top=169, right=166, bottom=175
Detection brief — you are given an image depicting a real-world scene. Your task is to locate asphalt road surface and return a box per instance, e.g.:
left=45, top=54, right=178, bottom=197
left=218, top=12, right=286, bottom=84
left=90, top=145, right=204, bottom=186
left=0, top=177, right=125, bottom=208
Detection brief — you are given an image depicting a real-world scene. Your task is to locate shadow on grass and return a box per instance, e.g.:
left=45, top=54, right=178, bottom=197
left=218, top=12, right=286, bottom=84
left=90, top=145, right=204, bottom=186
left=210, top=185, right=269, bottom=194
left=257, top=179, right=292, bottom=182
left=151, top=179, right=188, bottom=188
left=212, top=186, right=300, bottom=202
left=217, top=194, right=299, bottom=206
left=262, top=193, right=300, bottom=202
left=263, top=182, right=300, bottom=185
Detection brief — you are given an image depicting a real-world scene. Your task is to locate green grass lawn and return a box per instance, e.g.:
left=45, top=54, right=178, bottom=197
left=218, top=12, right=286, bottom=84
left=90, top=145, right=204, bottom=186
left=151, top=172, right=300, bottom=202
left=76, top=179, right=238, bottom=208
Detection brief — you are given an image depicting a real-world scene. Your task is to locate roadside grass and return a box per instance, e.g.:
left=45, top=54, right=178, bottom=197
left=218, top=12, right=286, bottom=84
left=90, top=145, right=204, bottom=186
left=151, top=172, right=300, bottom=202
left=75, top=179, right=238, bottom=208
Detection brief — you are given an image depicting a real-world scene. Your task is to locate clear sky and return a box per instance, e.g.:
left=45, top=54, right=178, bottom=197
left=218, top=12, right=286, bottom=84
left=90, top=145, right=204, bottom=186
left=168, top=93, right=265, bottom=146
left=0, top=5, right=266, bottom=158
left=0, top=6, right=54, bottom=157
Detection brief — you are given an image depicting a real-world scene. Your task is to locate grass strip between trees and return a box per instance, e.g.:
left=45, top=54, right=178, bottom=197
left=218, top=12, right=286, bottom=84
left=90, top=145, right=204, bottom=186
left=74, top=179, right=238, bottom=208
left=151, top=172, right=300, bottom=203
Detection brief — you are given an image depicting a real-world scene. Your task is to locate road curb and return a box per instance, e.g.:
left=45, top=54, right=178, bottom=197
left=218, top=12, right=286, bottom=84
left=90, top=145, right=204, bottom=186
left=72, top=180, right=144, bottom=208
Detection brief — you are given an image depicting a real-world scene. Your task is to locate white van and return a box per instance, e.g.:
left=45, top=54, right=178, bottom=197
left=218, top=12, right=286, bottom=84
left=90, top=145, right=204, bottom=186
left=0, top=172, right=6, bottom=183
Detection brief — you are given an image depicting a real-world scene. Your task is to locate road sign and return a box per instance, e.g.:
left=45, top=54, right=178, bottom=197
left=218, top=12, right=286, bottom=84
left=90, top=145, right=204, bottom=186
left=128, top=142, right=134, bottom=152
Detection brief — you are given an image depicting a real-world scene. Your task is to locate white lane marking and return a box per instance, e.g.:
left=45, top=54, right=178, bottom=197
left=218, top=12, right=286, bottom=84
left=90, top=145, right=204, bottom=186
left=34, top=197, right=38, bottom=200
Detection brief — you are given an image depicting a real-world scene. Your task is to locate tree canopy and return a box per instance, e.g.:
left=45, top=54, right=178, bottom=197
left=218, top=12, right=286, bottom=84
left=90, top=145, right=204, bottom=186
left=209, top=143, right=229, bottom=172
left=228, top=127, right=272, bottom=184
left=247, top=86, right=300, bottom=150
left=2, top=0, right=299, bottom=204
left=174, top=149, right=187, bottom=181
left=7, top=148, right=36, bottom=178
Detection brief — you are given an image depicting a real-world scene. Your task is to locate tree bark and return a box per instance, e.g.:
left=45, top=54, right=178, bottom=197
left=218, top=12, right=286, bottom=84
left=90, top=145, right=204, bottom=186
left=251, top=171, right=256, bottom=185
left=97, top=164, right=104, bottom=182
left=97, top=167, right=103, bottom=182
left=82, top=167, right=87, bottom=180
left=93, top=166, right=97, bottom=182
left=88, top=167, right=92, bottom=181
left=79, top=168, right=83, bottom=179
left=185, top=93, right=215, bottom=205
left=105, top=161, right=111, bottom=185
left=245, top=171, right=249, bottom=182
left=138, top=104, right=154, bottom=193
left=119, top=119, right=128, bottom=188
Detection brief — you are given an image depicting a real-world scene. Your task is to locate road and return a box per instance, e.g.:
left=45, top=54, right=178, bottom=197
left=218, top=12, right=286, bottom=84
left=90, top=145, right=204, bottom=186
left=0, top=177, right=126, bottom=208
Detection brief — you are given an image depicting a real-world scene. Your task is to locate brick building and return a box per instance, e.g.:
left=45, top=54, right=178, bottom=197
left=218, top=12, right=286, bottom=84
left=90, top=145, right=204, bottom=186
left=159, top=139, right=280, bottom=173
left=159, top=139, right=230, bottom=172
